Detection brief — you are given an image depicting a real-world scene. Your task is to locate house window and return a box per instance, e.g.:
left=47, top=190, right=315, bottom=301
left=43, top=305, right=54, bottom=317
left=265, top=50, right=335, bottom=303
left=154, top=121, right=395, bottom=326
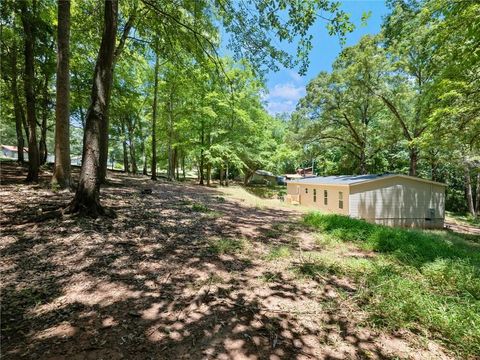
left=324, top=190, right=328, bottom=205
left=339, top=191, right=344, bottom=209
left=305, top=188, right=308, bottom=194
left=313, top=189, right=317, bottom=202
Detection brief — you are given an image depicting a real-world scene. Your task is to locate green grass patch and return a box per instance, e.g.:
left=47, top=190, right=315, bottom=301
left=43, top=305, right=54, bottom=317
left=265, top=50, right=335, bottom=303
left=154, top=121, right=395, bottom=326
left=303, top=212, right=480, bottom=356
left=191, top=202, right=210, bottom=212
left=265, top=245, right=292, bottom=261
left=208, top=237, right=246, bottom=255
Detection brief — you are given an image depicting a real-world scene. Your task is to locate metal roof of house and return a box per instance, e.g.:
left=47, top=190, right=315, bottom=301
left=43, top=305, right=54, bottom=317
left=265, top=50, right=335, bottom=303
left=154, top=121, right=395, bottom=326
left=287, top=174, right=446, bottom=187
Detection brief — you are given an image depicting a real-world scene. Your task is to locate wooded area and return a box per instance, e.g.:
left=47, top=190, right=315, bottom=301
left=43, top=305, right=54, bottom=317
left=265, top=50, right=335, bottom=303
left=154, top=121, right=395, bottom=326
left=1, top=0, right=478, bottom=217
left=1, top=1, right=479, bottom=359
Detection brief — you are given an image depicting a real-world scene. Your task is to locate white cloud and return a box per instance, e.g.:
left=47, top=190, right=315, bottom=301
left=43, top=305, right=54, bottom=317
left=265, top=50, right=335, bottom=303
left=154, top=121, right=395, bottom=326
left=264, top=82, right=305, bottom=115
left=268, top=83, right=305, bottom=101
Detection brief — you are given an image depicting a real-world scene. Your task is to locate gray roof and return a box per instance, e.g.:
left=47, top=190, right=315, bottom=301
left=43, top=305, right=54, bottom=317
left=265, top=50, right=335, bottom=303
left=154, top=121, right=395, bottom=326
left=287, top=174, right=446, bottom=187
left=288, top=174, right=394, bottom=185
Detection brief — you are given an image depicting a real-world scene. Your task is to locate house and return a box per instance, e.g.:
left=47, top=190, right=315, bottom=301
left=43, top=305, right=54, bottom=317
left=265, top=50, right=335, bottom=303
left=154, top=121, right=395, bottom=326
left=1, top=145, right=28, bottom=161
left=296, top=166, right=314, bottom=177
left=286, top=174, right=446, bottom=228
left=250, top=170, right=279, bottom=186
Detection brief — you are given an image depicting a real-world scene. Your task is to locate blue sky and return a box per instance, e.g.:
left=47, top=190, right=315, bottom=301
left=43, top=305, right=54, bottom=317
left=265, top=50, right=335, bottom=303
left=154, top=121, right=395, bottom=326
left=263, top=1, right=389, bottom=115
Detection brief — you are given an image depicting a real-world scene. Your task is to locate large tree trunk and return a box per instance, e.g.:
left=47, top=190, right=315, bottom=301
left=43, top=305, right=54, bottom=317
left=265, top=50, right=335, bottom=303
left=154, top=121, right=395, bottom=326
left=151, top=52, right=159, bottom=180
left=20, top=2, right=40, bottom=182
left=68, top=0, right=117, bottom=217
left=9, top=34, right=25, bottom=163
left=52, top=0, right=71, bottom=188
left=98, top=10, right=135, bottom=184
left=464, top=162, right=476, bottom=217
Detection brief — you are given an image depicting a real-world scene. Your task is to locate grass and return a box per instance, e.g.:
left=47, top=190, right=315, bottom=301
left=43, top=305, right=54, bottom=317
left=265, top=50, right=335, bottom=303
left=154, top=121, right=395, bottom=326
left=265, top=245, right=292, bottom=261
left=207, top=237, right=247, bottom=255
left=303, top=212, right=480, bottom=356
left=446, top=211, right=480, bottom=227
left=244, top=184, right=287, bottom=199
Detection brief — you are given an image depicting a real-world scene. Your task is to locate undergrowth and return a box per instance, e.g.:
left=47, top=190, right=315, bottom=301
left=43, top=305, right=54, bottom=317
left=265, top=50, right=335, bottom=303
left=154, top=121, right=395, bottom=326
left=303, top=212, right=480, bottom=356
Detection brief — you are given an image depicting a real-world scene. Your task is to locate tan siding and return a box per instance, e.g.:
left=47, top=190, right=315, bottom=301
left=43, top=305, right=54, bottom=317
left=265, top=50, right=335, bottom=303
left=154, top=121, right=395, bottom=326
left=349, top=177, right=445, bottom=228
left=286, top=183, right=349, bottom=215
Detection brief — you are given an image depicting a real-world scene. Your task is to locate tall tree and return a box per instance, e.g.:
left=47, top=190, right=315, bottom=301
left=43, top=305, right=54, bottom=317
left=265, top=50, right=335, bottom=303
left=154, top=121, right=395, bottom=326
left=67, top=0, right=117, bottom=216
left=52, top=0, right=71, bottom=188
left=19, top=0, right=40, bottom=182
left=151, top=51, right=159, bottom=180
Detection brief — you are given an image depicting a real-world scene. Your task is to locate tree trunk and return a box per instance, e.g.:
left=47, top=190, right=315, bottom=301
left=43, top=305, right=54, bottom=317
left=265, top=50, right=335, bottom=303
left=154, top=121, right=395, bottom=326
left=167, top=89, right=175, bottom=181
left=39, top=77, right=48, bottom=165
left=359, top=148, right=367, bottom=175
left=126, top=116, right=137, bottom=174
left=464, top=162, right=475, bottom=217
left=219, top=165, right=224, bottom=186
left=206, top=163, right=211, bottom=186
left=141, top=140, right=147, bottom=175
left=475, top=170, right=480, bottom=216
left=20, top=2, right=40, bottom=182
left=409, top=147, right=418, bottom=177
left=244, top=169, right=254, bottom=185
left=52, top=0, right=71, bottom=188
left=122, top=120, right=129, bottom=173
left=225, top=162, right=229, bottom=186
left=182, top=153, right=186, bottom=180
left=151, top=52, right=159, bottom=180
left=68, top=0, right=117, bottom=216
left=129, top=135, right=137, bottom=174
left=199, top=150, right=205, bottom=185
left=9, top=35, right=25, bottom=163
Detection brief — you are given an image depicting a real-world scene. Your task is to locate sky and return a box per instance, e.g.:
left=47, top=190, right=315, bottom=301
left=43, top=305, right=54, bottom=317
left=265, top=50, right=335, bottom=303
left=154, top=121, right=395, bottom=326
left=263, top=1, right=390, bottom=115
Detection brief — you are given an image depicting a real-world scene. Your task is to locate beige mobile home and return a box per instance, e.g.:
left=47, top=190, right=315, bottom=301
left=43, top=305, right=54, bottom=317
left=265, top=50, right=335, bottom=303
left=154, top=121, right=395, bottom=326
left=286, top=174, right=446, bottom=228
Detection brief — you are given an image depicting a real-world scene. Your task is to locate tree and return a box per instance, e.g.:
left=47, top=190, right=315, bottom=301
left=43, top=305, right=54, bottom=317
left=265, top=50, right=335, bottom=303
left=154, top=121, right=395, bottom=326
left=150, top=51, right=159, bottom=180
left=52, top=0, right=71, bottom=188
left=67, top=0, right=118, bottom=216
left=19, top=0, right=40, bottom=182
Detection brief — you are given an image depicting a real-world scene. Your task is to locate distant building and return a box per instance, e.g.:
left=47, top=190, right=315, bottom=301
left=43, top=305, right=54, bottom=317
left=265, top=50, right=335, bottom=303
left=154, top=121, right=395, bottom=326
left=286, top=174, right=446, bottom=228
left=296, top=167, right=314, bottom=177
left=1, top=145, right=28, bottom=161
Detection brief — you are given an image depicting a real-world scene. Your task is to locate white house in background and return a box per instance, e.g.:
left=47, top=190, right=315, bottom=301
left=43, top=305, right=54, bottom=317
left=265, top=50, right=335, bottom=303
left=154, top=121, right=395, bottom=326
left=286, top=174, right=446, bottom=228
left=1, top=145, right=29, bottom=161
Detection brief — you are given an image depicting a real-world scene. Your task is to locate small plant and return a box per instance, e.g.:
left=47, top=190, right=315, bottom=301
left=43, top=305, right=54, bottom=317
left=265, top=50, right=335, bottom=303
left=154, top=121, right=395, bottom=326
left=265, top=245, right=292, bottom=260
left=208, top=237, right=246, bottom=255
left=192, top=202, right=210, bottom=212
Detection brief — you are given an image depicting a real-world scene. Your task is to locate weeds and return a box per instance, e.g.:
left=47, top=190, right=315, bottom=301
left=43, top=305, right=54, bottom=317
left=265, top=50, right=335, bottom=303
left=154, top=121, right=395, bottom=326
left=208, top=237, right=247, bottom=255
left=265, top=245, right=292, bottom=261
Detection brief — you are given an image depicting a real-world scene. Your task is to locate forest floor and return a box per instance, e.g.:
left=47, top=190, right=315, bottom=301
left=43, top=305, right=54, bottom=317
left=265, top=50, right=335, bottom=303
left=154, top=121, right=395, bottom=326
left=0, top=161, right=472, bottom=360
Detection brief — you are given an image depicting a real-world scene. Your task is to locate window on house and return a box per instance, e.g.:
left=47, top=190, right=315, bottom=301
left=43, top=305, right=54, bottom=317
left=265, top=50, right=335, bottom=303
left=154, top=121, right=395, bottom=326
left=324, top=190, right=328, bottom=205
left=313, top=189, right=317, bottom=202
left=339, top=191, right=344, bottom=209
left=305, top=188, right=308, bottom=194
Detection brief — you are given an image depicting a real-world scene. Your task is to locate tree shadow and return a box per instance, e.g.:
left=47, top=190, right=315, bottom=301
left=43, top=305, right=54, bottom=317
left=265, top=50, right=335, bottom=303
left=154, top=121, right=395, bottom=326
left=1, top=162, right=416, bottom=359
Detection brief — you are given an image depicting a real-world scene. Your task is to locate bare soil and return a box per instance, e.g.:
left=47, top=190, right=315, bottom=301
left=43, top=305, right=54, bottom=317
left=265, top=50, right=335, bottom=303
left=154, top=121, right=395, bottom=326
left=1, top=162, right=454, bottom=359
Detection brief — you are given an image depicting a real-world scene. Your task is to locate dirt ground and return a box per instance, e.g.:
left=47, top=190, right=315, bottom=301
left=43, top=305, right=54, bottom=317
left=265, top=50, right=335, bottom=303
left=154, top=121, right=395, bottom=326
left=1, top=162, right=455, bottom=359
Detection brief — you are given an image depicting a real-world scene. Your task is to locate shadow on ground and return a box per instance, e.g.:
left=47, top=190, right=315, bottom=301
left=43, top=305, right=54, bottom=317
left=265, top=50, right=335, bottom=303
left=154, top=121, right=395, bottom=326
left=0, top=162, right=440, bottom=359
